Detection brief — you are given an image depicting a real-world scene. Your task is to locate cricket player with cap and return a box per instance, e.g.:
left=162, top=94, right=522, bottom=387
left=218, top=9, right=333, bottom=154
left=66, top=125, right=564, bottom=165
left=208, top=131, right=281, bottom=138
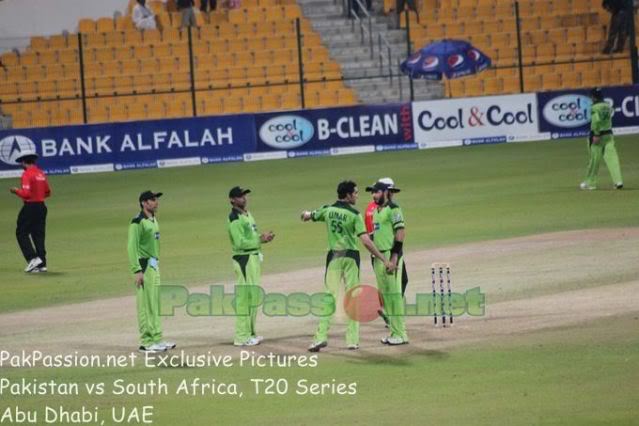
left=128, top=190, right=176, bottom=354
left=227, top=186, right=275, bottom=347
left=9, top=148, right=51, bottom=273
left=580, top=87, right=623, bottom=190
left=365, top=178, right=409, bottom=328
left=301, top=180, right=394, bottom=352
left=366, top=179, right=409, bottom=345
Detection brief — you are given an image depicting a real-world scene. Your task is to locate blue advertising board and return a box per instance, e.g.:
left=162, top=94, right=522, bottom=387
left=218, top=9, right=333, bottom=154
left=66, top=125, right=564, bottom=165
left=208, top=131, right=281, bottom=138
left=253, top=103, right=415, bottom=157
left=0, top=115, right=257, bottom=176
left=536, top=85, right=639, bottom=139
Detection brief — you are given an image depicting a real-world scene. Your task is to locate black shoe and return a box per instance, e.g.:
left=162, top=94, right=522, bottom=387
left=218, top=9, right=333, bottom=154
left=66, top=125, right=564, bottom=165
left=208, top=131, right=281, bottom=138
left=308, top=341, right=327, bottom=352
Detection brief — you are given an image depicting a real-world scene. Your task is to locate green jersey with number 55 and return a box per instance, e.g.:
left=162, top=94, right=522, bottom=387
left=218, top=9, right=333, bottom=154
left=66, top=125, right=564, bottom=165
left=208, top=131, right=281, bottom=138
left=311, top=201, right=367, bottom=251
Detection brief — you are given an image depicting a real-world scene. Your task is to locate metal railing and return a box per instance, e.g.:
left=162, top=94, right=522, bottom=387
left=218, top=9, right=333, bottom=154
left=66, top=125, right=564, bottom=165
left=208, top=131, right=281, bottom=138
left=346, top=0, right=394, bottom=73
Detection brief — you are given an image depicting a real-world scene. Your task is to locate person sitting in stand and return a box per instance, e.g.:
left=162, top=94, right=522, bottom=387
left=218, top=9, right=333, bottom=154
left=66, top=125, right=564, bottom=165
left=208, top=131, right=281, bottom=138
left=132, top=0, right=160, bottom=30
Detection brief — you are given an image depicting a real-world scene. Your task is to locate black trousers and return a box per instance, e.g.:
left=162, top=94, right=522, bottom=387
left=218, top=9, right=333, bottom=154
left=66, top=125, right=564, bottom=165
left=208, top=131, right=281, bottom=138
left=604, top=9, right=631, bottom=53
left=200, top=0, right=216, bottom=11
left=16, top=202, right=47, bottom=265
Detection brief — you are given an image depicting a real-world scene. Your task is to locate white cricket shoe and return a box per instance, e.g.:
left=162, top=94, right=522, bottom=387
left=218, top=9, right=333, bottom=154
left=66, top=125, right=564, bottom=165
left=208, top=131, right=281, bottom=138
left=234, top=337, right=260, bottom=347
left=579, top=182, right=596, bottom=190
left=381, top=336, right=408, bottom=345
left=24, top=257, right=43, bottom=272
left=139, top=343, right=167, bottom=354
left=347, top=343, right=359, bottom=350
left=614, top=183, right=624, bottom=189
left=308, top=341, right=327, bottom=352
left=29, top=266, right=47, bottom=273
left=158, top=341, right=176, bottom=350
left=251, top=335, right=264, bottom=344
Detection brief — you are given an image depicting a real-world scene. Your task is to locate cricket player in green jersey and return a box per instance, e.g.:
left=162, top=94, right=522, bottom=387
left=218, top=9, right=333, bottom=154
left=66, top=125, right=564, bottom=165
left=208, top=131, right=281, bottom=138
left=366, top=180, right=408, bottom=345
left=227, top=186, right=275, bottom=347
left=127, top=190, right=176, bottom=354
left=580, top=87, right=624, bottom=190
left=301, top=180, right=393, bottom=352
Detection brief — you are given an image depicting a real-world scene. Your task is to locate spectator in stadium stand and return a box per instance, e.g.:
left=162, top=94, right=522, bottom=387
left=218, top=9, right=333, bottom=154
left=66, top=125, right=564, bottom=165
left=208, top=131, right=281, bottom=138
left=602, top=0, right=632, bottom=54
left=395, top=0, right=419, bottom=28
left=200, top=0, right=216, bottom=12
left=227, top=0, right=241, bottom=8
left=177, top=0, right=197, bottom=28
left=132, top=0, right=160, bottom=31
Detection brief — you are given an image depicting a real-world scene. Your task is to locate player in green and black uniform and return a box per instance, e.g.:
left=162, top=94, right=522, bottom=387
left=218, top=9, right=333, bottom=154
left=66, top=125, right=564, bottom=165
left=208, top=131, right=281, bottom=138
left=227, top=186, right=275, bottom=347
left=580, top=87, right=623, bottom=190
left=367, top=180, right=408, bottom=345
left=128, top=190, right=176, bottom=354
left=301, top=180, right=393, bottom=352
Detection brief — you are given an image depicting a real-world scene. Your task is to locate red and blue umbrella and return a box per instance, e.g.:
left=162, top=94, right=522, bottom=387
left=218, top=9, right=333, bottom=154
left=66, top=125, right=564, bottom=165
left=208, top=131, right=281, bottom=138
left=400, top=39, right=491, bottom=80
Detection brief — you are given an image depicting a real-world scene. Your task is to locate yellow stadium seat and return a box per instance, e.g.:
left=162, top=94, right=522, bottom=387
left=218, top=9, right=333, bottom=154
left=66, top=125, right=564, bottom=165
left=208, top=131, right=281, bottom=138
left=142, top=29, right=162, bottom=45
left=501, top=76, right=520, bottom=93
left=19, top=52, right=39, bottom=66
left=171, top=43, right=189, bottom=58
left=58, top=49, right=79, bottom=64
left=464, top=79, right=484, bottom=97
left=484, top=78, right=502, bottom=95
left=104, top=31, right=124, bottom=46
left=560, top=71, right=580, bottom=89
left=30, top=36, right=49, bottom=50
left=153, top=44, right=172, bottom=58
left=58, top=79, right=80, bottom=98
left=94, top=47, right=115, bottom=62
left=114, top=76, right=134, bottom=94
left=97, top=17, right=115, bottom=33
left=116, top=16, right=135, bottom=31
left=148, top=1, right=166, bottom=14
left=49, top=34, right=70, bottom=49
left=162, top=28, right=182, bottom=43
left=123, top=30, right=143, bottom=45
left=1, top=51, right=19, bottom=66
left=79, top=18, right=97, bottom=33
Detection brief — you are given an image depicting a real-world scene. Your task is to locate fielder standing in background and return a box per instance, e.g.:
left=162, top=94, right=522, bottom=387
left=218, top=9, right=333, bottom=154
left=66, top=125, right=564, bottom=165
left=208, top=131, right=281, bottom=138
left=128, top=190, right=176, bottom=354
left=580, top=88, right=624, bottom=190
left=227, top=186, right=275, bottom=347
left=10, top=148, right=51, bottom=273
left=366, top=179, right=409, bottom=345
left=301, top=180, right=393, bottom=352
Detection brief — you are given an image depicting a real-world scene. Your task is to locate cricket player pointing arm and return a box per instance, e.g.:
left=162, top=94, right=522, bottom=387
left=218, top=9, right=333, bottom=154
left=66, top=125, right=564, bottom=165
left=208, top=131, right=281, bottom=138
left=301, top=180, right=393, bottom=353
left=366, top=180, right=409, bottom=345
left=227, top=186, right=275, bottom=347
left=127, top=190, right=175, bottom=354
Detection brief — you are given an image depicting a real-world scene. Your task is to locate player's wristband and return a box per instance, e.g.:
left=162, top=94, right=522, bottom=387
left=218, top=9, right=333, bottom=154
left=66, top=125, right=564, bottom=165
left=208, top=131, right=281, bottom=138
left=390, top=240, right=403, bottom=256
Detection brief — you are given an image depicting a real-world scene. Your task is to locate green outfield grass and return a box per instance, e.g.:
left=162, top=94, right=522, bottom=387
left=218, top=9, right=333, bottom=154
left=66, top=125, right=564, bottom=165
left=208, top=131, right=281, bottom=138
left=0, top=136, right=638, bottom=313
left=2, top=314, right=637, bottom=425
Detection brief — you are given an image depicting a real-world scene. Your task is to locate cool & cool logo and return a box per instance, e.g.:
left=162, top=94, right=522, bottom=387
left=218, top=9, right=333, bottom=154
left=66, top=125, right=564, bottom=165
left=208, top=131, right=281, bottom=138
left=259, top=115, right=314, bottom=149
left=542, top=95, right=591, bottom=128
left=417, top=104, right=534, bottom=131
left=0, top=135, right=37, bottom=165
